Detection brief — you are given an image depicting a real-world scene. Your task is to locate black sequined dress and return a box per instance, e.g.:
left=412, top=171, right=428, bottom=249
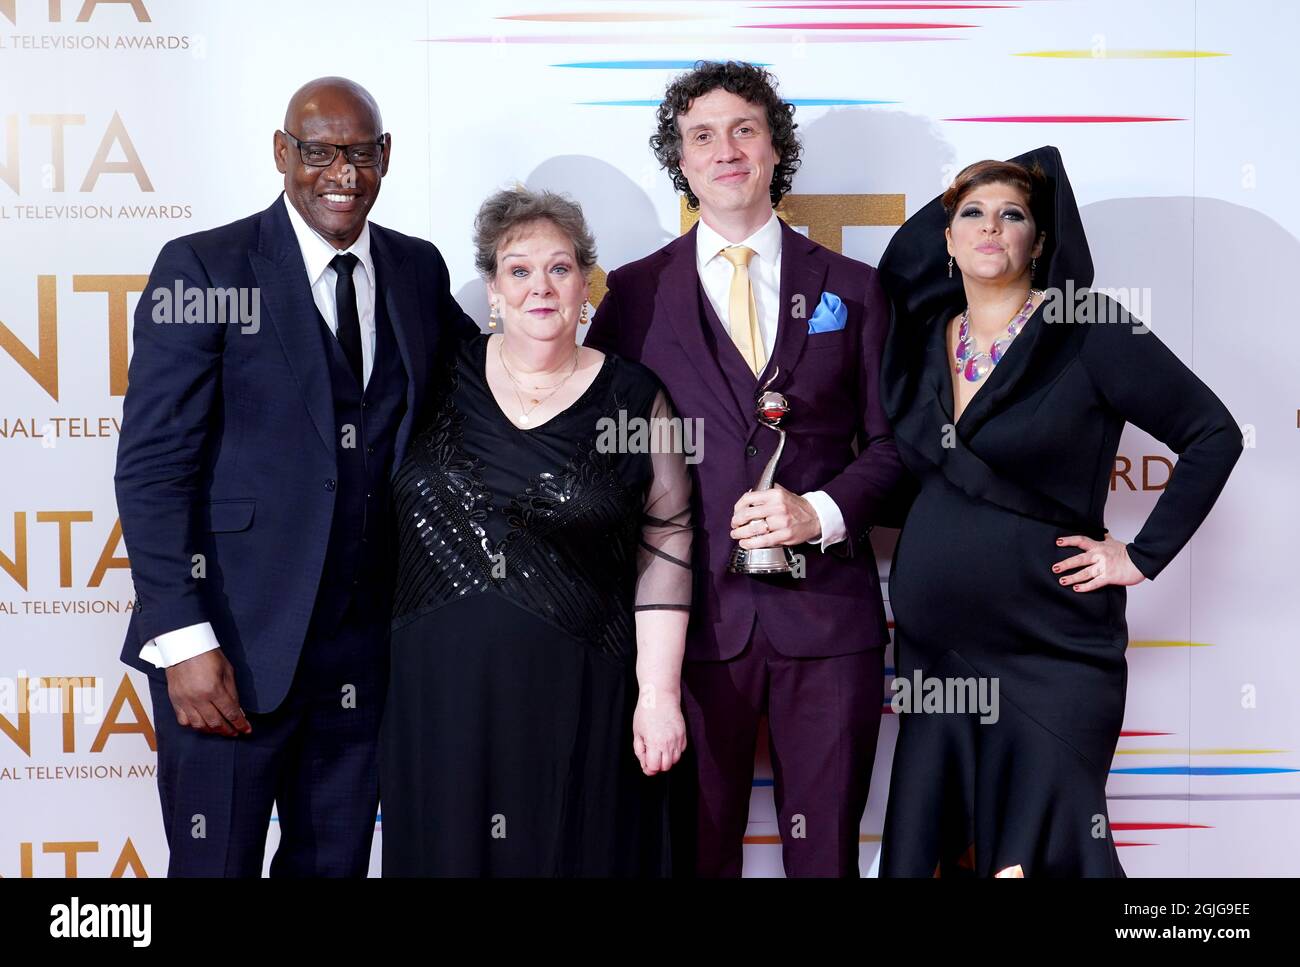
left=379, top=334, right=693, bottom=877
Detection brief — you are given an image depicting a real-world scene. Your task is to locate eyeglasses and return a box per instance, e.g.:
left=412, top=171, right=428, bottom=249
left=281, top=130, right=387, bottom=168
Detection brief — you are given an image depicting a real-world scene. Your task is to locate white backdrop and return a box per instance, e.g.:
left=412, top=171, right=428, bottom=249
left=1, top=0, right=1296, bottom=877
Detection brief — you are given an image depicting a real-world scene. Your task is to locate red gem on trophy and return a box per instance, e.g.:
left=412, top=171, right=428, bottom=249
left=758, top=394, right=789, bottom=425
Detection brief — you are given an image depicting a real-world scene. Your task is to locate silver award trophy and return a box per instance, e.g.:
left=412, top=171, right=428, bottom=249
left=729, top=373, right=797, bottom=575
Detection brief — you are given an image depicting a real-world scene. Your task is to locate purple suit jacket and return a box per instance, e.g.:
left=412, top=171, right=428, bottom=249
left=585, top=217, right=902, bottom=661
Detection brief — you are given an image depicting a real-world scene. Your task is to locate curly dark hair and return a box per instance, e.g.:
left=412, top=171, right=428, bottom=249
left=651, top=61, right=802, bottom=211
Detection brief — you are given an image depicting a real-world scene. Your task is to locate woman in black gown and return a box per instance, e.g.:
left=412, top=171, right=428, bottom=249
left=380, top=188, right=692, bottom=876
left=876, top=147, right=1242, bottom=877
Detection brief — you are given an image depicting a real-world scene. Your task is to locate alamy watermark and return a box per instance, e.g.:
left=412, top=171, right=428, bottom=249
left=49, top=897, right=150, bottom=947
left=0, top=672, right=107, bottom=724
left=150, top=282, right=260, bottom=334
left=1041, top=281, right=1152, bottom=334
left=890, top=669, right=1000, bottom=724
left=595, top=409, right=704, bottom=465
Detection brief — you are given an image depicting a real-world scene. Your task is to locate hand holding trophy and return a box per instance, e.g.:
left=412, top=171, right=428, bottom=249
left=729, top=369, right=797, bottom=575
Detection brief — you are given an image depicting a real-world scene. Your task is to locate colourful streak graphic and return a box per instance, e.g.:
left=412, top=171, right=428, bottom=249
left=742, top=20, right=975, bottom=28
left=946, top=115, right=1184, bottom=123
left=760, top=2, right=1013, bottom=7
left=1015, top=49, right=1228, bottom=58
left=1111, top=766, right=1299, bottom=775
left=1109, top=793, right=1300, bottom=801
left=1111, top=823, right=1210, bottom=830
left=422, top=33, right=962, bottom=43
left=1115, top=748, right=1287, bottom=756
left=500, top=12, right=710, bottom=21
left=1128, top=639, right=1213, bottom=648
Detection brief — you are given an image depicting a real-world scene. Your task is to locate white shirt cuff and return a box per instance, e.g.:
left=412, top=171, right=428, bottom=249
left=139, top=621, right=220, bottom=669
left=801, top=490, right=847, bottom=552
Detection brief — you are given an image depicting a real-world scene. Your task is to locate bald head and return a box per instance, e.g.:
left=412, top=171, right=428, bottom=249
left=284, top=76, right=383, bottom=135
left=275, top=76, right=390, bottom=250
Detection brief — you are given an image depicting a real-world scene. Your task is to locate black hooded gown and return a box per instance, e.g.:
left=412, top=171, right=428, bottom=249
left=876, top=146, right=1242, bottom=877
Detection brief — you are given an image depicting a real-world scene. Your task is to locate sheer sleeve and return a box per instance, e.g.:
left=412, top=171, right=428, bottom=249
left=634, top=388, right=694, bottom=612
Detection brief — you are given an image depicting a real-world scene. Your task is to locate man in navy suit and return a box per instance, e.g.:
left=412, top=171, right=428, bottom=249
left=584, top=62, right=902, bottom=876
left=114, top=77, right=476, bottom=876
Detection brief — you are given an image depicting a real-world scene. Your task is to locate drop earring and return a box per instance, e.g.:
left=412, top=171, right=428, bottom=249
left=947, top=256, right=954, bottom=279
left=1030, top=257, right=1038, bottom=281
left=488, top=299, right=499, bottom=330
left=579, top=302, right=589, bottom=325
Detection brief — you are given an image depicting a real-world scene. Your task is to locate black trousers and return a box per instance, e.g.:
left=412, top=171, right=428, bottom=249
left=148, top=595, right=388, bottom=877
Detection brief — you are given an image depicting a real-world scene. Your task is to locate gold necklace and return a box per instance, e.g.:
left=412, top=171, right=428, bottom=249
left=497, top=339, right=581, bottom=425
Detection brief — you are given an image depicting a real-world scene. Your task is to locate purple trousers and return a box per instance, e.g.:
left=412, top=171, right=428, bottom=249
left=681, top=622, right=884, bottom=877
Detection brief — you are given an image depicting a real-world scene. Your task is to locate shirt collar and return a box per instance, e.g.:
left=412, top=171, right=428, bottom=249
left=695, top=208, right=783, bottom=271
left=282, top=193, right=374, bottom=288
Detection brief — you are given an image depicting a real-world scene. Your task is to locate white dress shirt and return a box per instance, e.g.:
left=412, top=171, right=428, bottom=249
left=283, top=193, right=378, bottom=387
left=694, top=211, right=847, bottom=552
left=137, top=196, right=376, bottom=669
left=696, top=209, right=784, bottom=360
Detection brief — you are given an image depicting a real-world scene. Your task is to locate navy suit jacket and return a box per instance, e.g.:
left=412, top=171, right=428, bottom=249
left=114, top=195, right=477, bottom=711
left=585, top=217, right=902, bottom=661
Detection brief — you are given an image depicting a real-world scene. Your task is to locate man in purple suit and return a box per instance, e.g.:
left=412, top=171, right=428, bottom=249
left=584, top=61, right=903, bottom=876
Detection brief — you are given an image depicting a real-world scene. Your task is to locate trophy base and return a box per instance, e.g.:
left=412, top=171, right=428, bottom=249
left=728, top=544, right=797, bottom=575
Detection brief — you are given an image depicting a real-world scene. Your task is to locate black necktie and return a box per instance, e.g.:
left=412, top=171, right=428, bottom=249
left=330, top=253, right=364, bottom=386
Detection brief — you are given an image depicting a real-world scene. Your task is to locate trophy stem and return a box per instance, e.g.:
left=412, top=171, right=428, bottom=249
left=729, top=384, right=796, bottom=575
left=755, top=424, right=786, bottom=491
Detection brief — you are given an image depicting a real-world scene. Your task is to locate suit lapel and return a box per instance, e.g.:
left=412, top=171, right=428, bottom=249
left=766, top=219, right=826, bottom=393
left=369, top=226, right=424, bottom=463
left=250, top=196, right=335, bottom=455
left=657, top=229, right=750, bottom=434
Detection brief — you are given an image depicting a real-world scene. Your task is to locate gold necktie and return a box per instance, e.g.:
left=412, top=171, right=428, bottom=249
left=720, top=245, right=766, bottom=375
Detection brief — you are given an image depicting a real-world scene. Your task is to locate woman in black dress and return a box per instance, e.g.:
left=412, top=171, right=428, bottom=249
left=876, top=147, right=1242, bottom=877
left=380, top=188, right=692, bottom=876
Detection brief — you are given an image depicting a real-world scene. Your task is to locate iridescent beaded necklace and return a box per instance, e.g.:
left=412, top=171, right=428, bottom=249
left=954, top=289, right=1042, bottom=382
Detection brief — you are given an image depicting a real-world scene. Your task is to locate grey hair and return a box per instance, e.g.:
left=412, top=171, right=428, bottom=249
left=472, top=187, right=597, bottom=280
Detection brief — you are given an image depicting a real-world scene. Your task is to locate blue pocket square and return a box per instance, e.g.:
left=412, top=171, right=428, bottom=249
left=807, top=291, right=847, bottom=333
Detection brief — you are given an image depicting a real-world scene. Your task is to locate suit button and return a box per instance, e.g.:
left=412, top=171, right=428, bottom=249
left=746, top=444, right=758, bottom=457
left=366, top=446, right=375, bottom=456
left=325, top=479, right=336, bottom=491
